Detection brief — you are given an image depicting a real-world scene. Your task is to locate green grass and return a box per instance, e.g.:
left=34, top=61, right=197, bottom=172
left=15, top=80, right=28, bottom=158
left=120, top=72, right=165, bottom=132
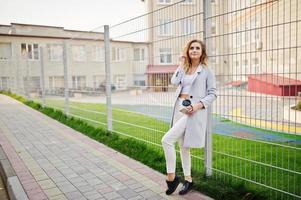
left=215, top=114, right=301, bottom=141
left=3, top=92, right=301, bottom=200
left=36, top=98, right=301, bottom=200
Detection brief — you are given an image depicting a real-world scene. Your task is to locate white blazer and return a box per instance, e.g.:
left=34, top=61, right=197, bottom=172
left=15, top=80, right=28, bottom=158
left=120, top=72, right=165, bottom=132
left=170, top=64, right=217, bottom=148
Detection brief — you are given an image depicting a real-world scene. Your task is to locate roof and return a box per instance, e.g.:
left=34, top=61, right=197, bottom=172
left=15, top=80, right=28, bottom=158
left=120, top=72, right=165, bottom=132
left=0, top=23, right=149, bottom=44
left=225, top=80, right=244, bottom=87
left=146, top=65, right=177, bottom=74
left=248, top=74, right=301, bottom=86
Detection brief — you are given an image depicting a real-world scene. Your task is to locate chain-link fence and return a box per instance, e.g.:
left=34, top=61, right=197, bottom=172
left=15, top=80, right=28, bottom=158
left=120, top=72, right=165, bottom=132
left=0, top=0, right=300, bottom=199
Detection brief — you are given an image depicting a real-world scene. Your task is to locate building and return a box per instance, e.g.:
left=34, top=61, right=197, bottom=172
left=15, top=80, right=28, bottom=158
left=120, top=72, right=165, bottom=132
left=145, top=0, right=204, bottom=91
left=144, top=0, right=301, bottom=95
left=225, top=0, right=301, bottom=85
left=0, top=23, right=149, bottom=96
left=248, top=74, right=301, bottom=96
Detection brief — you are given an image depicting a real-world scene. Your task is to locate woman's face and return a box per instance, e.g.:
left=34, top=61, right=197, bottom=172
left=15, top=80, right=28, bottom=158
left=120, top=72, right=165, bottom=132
left=188, top=42, right=202, bottom=61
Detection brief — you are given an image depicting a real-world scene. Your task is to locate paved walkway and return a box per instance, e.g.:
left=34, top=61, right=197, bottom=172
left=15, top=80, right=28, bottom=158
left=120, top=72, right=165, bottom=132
left=0, top=95, right=211, bottom=200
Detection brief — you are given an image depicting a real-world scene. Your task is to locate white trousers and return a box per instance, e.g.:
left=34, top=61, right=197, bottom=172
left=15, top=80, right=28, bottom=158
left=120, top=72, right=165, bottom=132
left=161, top=98, right=191, bottom=176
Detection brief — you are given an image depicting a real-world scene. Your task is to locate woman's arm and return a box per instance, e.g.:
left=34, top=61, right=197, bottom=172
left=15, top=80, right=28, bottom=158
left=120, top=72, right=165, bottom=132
left=186, top=69, right=217, bottom=115
left=171, top=66, right=184, bottom=85
left=199, top=69, right=217, bottom=109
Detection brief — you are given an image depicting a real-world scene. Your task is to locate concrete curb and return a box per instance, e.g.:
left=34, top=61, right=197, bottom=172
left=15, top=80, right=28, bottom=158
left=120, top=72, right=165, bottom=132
left=0, top=146, right=29, bottom=200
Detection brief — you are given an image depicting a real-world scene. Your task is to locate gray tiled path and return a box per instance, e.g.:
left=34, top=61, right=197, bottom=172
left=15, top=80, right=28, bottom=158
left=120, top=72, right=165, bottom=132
left=0, top=94, right=212, bottom=200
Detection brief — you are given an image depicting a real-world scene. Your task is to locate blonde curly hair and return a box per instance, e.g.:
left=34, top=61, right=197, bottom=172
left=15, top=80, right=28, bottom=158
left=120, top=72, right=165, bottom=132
left=182, top=39, right=208, bottom=73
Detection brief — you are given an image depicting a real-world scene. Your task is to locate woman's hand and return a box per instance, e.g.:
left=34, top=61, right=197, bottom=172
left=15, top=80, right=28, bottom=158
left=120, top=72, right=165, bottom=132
left=178, top=55, right=187, bottom=68
left=185, top=102, right=204, bottom=116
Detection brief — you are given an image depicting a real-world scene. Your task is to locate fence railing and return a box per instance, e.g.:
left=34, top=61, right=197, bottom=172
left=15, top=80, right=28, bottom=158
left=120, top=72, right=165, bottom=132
left=0, top=0, right=300, bottom=199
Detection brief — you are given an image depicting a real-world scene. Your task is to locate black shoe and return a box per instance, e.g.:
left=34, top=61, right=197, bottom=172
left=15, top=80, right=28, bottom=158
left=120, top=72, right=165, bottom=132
left=165, top=176, right=180, bottom=195
left=179, top=180, right=193, bottom=195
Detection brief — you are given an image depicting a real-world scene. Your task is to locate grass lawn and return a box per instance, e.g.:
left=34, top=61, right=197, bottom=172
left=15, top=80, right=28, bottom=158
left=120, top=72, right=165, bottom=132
left=37, top=98, right=301, bottom=199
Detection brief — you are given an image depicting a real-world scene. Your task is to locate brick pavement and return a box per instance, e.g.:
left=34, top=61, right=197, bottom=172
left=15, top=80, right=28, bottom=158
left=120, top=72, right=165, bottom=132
left=0, top=94, right=212, bottom=200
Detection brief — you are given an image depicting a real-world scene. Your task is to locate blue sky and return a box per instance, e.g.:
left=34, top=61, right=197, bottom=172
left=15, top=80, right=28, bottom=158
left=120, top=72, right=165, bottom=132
left=0, top=0, right=146, bottom=31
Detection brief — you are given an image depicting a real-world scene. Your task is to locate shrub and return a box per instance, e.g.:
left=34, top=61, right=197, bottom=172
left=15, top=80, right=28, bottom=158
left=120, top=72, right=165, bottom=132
left=292, top=100, right=301, bottom=111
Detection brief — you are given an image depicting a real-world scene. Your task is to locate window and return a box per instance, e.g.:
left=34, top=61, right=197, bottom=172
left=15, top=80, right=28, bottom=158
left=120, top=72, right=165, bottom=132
left=49, top=76, right=64, bottom=89
left=159, top=48, right=172, bottom=64
left=23, top=77, right=40, bottom=92
left=251, top=58, right=260, bottom=74
left=91, top=46, right=104, bottom=61
left=232, top=0, right=240, bottom=14
left=233, top=33, right=241, bottom=48
left=134, top=80, right=145, bottom=86
left=158, top=0, right=171, bottom=4
left=93, top=75, right=105, bottom=89
left=115, top=75, right=126, bottom=90
left=242, top=59, right=249, bottom=74
left=211, top=22, right=216, bottom=35
left=48, top=44, right=63, bottom=61
left=21, top=43, right=39, bottom=60
left=242, top=31, right=249, bottom=45
left=133, top=48, right=145, bottom=61
left=112, top=47, right=126, bottom=61
left=72, top=76, right=86, bottom=90
left=182, top=0, right=193, bottom=4
left=182, top=19, right=195, bottom=35
left=234, top=60, right=241, bottom=75
left=0, top=43, right=11, bottom=61
left=158, top=19, right=172, bottom=36
left=210, top=48, right=218, bottom=64
left=0, top=77, right=9, bottom=90
left=71, top=45, right=86, bottom=61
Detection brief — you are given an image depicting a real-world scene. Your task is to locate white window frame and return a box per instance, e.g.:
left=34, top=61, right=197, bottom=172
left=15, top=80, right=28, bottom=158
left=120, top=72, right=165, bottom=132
left=210, top=48, right=218, bottom=64
left=232, top=0, right=240, bottom=14
left=91, top=46, right=104, bottom=62
left=49, top=76, right=64, bottom=89
left=93, top=75, right=105, bottom=89
left=0, top=43, right=11, bottom=61
left=233, top=32, right=242, bottom=48
left=48, top=44, right=63, bottom=61
left=112, top=47, right=126, bottom=62
left=181, top=0, right=194, bottom=4
left=157, top=0, right=171, bottom=5
left=72, top=76, right=86, bottom=90
left=158, top=19, right=172, bottom=36
left=21, top=43, right=39, bottom=60
left=115, top=75, right=127, bottom=90
left=71, top=45, right=86, bottom=62
left=133, top=48, right=145, bottom=61
left=182, top=18, right=195, bottom=35
left=0, top=77, right=9, bottom=90
left=211, top=21, right=217, bottom=35
left=159, top=48, right=172, bottom=64
left=242, top=59, right=249, bottom=74
left=251, top=57, right=260, bottom=74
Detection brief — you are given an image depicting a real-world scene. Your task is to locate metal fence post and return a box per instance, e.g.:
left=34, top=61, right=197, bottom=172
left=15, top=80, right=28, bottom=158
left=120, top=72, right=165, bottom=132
left=104, top=25, right=112, bottom=132
left=63, top=41, right=69, bottom=114
left=25, top=53, right=30, bottom=99
left=39, top=46, right=45, bottom=107
left=204, top=0, right=213, bottom=177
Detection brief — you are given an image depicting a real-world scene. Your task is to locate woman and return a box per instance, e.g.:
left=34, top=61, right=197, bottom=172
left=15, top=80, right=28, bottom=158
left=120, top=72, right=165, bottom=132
left=161, top=39, right=217, bottom=195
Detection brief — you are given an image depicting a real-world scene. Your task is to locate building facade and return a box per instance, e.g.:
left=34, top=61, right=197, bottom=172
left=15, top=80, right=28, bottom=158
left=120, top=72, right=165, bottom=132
left=144, top=0, right=301, bottom=95
left=0, top=23, right=149, bottom=96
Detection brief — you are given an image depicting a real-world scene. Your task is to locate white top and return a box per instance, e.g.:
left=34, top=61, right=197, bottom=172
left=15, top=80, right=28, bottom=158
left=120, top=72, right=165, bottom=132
left=181, top=73, right=195, bottom=94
